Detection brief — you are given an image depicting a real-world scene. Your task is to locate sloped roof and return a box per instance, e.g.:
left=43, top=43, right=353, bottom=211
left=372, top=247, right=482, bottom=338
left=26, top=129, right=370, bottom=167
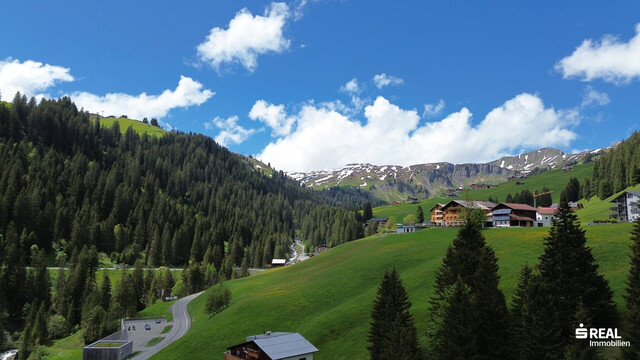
left=537, top=207, right=556, bottom=215
left=250, top=333, right=319, bottom=359
left=610, top=190, right=640, bottom=202
left=497, top=203, right=537, bottom=211
left=473, top=201, right=497, bottom=210
left=509, top=214, right=535, bottom=222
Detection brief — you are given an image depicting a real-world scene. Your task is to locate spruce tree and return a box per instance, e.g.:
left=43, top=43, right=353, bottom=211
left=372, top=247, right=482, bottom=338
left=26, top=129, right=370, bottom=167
left=434, top=278, right=476, bottom=360
left=621, top=219, right=640, bottom=359
left=564, top=301, right=601, bottom=360
left=367, top=268, right=419, bottom=360
left=416, top=205, right=425, bottom=224
left=363, top=202, right=373, bottom=221
left=428, top=213, right=511, bottom=359
left=532, top=197, right=616, bottom=358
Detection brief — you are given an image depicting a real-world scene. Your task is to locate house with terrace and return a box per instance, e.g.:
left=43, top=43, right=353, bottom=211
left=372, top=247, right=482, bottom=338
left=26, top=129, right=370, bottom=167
left=609, top=191, right=640, bottom=222
left=491, top=203, right=537, bottom=228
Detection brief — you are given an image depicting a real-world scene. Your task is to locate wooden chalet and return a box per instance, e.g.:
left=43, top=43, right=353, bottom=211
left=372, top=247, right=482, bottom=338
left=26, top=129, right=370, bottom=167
left=429, top=203, right=446, bottom=226
left=491, top=203, right=537, bottom=228
left=224, top=332, right=318, bottom=360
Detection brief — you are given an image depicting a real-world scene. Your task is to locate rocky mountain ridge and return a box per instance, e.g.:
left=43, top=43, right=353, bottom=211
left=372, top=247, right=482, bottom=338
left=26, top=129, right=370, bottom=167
left=286, top=147, right=607, bottom=203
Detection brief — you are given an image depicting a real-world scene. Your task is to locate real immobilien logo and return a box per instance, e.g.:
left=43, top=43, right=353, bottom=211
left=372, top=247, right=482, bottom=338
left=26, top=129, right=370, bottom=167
left=575, top=323, right=631, bottom=347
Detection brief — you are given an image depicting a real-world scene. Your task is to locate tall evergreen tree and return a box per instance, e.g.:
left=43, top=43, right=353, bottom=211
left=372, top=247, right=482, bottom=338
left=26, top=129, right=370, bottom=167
left=416, top=205, right=425, bottom=224
left=621, top=219, right=640, bottom=359
left=428, top=212, right=511, bottom=359
left=564, top=177, right=581, bottom=202
left=432, top=278, right=476, bottom=360
left=367, top=268, right=419, bottom=360
left=363, top=202, right=373, bottom=221
left=528, top=197, right=616, bottom=358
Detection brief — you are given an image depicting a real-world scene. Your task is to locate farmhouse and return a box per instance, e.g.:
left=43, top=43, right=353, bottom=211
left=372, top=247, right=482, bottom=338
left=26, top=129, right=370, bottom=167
left=491, top=203, right=537, bottom=228
left=368, top=217, right=388, bottom=229
left=536, top=207, right=556, bottom=227
left=440, top=200, right=496, bottom=227
left=609, top=191, right=640, bottom=222
left=224, top=332, right=319, bottom=360
left=429, top=203, right=446, bottom=226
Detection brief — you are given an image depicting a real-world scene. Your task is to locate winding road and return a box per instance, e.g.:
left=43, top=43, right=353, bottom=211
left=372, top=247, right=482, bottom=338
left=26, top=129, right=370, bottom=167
left=135, top=291, right=203, bottom=360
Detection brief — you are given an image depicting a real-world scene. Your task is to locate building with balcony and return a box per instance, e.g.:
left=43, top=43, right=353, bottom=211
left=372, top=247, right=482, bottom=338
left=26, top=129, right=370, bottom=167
left=609, top=191, right=640, bottom=222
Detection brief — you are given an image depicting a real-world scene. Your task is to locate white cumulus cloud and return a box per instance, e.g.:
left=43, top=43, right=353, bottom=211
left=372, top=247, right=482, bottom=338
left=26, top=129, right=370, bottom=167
left=556, top=23, right=640, bottom=84
left=581, top=86, right=610, bottom=107
left=71, top=76, right=214, bottom=120
left=256, top=93, right=577, bottom=172
left=423, top=99, right=445, bottom=117
left=197, top=2, right=290, bottom=72
left=249, top=100, right=295, bottom=136
left=206, top=115, right=257, bottom=146
left=373, top=73, right=404, bottom=89
left=340, top=78, right=360, bottom=94
left=0, top=58, right=74, bottom=99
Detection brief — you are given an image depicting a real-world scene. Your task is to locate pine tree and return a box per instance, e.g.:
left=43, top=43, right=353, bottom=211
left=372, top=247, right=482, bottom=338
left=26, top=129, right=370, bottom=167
left=621, top=219, right=640, bottom=359
left=434, top=278, right=476, bottom=360
left=532, top=197, right=617, bottom=358
left=564, top=177, right=581, bottom=202
left=428, top=213, right=511, bottom=359
left=564, top=301, right=602, bottom=360
left=472, top=247, right=511, bottom=360
left=100, top=271, right=111, bottom=311
left=367, top=268, right=419, bottom=360
left=363, top=202, right=373, bottom=221
left=416, top=205, right=425, bottom=224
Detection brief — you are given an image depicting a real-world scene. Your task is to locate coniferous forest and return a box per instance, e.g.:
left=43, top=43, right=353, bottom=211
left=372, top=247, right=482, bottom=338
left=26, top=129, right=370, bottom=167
left=0, top=93, right=368, bottom=356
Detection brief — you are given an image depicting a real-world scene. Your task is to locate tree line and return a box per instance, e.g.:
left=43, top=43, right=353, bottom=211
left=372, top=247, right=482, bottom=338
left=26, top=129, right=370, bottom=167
left=586, top=131, right=640, bottom=200
left=367, top=194, right=640, bottom=359
left=0, top=93, right=372, bottom=354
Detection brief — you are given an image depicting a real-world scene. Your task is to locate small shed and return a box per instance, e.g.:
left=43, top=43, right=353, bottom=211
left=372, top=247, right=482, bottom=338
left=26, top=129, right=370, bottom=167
left=224, top=332, right=319, bottom=360
left=271, top=259, right=286, bottom=268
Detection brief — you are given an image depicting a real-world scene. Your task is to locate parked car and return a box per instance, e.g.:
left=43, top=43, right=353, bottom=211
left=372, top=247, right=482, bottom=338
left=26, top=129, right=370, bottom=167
left=155, top=319, right=161, bottom=324
left=145, top=324, right=151, bottom=330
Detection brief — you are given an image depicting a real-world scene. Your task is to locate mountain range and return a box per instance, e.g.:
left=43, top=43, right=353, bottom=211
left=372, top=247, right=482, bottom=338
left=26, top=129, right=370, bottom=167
left=286, top=147, right=608, bottom=203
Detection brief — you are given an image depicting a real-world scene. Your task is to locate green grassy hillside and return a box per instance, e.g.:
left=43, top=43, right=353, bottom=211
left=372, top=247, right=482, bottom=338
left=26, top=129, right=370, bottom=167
left=373, top=163, right=594, bottom=223
left=462, top=163, right=593, bottom=203
left=99, top=117, right=166, bottom=137
left=152, top=224, right=633, bottom=360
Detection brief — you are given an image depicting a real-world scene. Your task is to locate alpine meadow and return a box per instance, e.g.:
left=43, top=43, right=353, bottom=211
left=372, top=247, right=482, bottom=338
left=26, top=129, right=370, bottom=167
left=3, top=2, right=640, bottom=359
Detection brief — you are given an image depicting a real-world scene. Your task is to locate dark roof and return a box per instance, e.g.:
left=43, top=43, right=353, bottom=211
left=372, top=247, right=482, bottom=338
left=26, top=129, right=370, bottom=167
left=495, top=203, right=537, bottom=211
left=509, top=214, right=535, bottom=222
left=234, top=333, right=318, bottom=360
left=610, top=191, right=640, bottom=203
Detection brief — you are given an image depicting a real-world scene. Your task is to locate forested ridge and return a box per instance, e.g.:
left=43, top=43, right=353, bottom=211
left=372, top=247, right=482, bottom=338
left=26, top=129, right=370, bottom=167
left=0, top=93, right=366, bottom=355
left=589, top=131, right=640, bottom=199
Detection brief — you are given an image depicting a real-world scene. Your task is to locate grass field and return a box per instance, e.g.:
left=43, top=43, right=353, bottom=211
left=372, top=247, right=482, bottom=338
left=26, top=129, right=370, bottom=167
left=98, top=117, right=166, bottom=138
left=373, top=163, right=594, bottom=223
left=151, top=223, right=634, bottom=360
left=137, top=299, right=177, bottom=322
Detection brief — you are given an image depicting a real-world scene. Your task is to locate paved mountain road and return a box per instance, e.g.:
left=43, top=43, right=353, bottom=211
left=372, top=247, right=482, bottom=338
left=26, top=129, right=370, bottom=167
left=135, top=291, right=203, bottom=360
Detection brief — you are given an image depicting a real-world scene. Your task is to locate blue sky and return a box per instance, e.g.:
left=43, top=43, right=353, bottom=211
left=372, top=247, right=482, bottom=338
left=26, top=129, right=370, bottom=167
left=1, top=1, right=640, bottom=171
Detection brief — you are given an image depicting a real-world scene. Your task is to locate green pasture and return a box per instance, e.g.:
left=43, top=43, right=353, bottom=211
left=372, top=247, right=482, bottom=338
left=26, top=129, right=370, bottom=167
left=151, top=223, right=634, bottom=360
left=98, top=117, right=166, bottom=138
